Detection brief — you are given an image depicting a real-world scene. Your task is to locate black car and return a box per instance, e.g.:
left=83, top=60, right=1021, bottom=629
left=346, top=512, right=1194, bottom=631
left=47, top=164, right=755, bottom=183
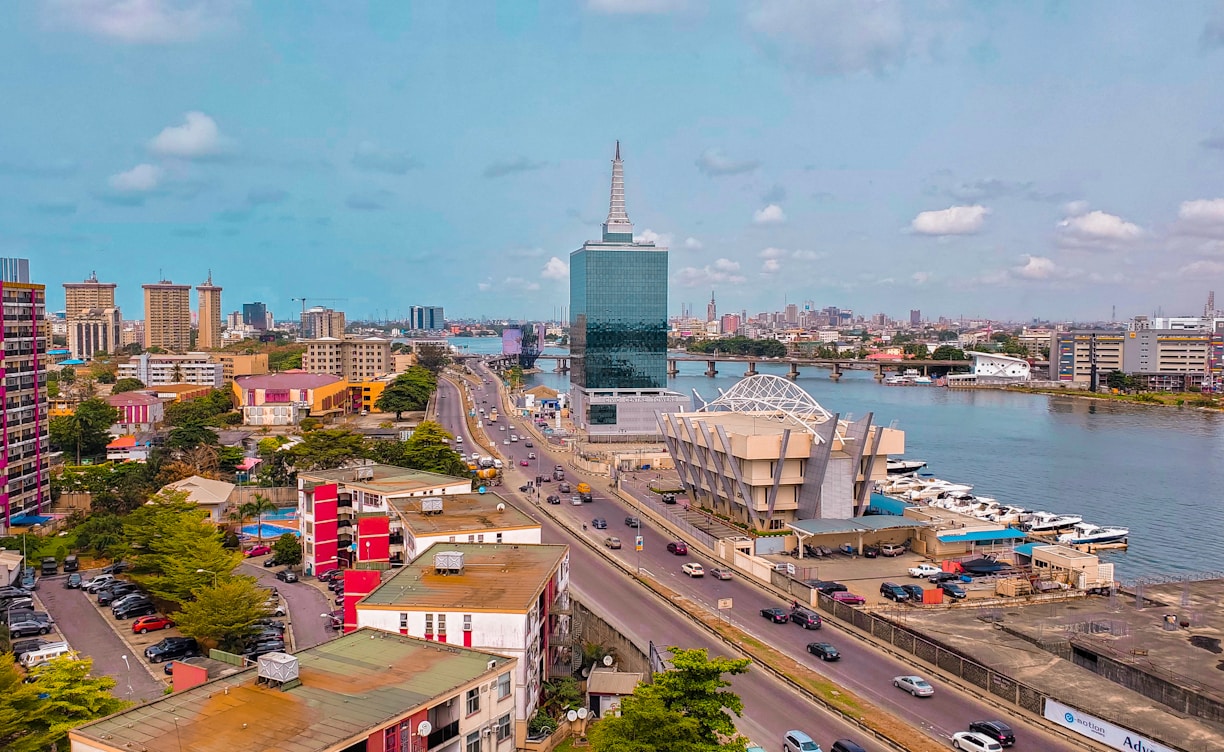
left=790, top=608, right=822, bottom=630
left=11, top=638, right=52, bottom=658
left=242, top=638, right=286, bottom=658
left=145, top=637, right=199, bottom=663
left=97, top=584, right=141, bottom=605
left=591, top=518, right=608, bottom=530
left=806, top=580, right=848, bottom=595
left=661, top=494, right=676, bottom=504
left=9, top=619, right=51, bottom=637
left=0, top=586, right=32, bottom=599
left=263, top=557, right=278, bottom=568
left=806, top=642, right=841, bottom=661
left=546, top=495, right=560, bottom=505
left=760, top=607, right=789, bottom=623
left=880, top=582, right=909, bottom=602
left=275, top=569, right=298, bottom=583
left=114, top=601, right=158, bottom=619
left=254, top=618, right=286, bottom=630
left=968, top=721, right=1015, bottom=747
left=862, top=545, right=880, bottom=558
left=624, top=516, right=641, bottom=528
left=64, top=573, right=83, bottom=589
left=1, top=597, right=34, bottom=613
left=929, top=571, right=962, bottom=584
left=6, top=610, right=53, bottom=625
left=250, top=626, right=287, bottom=641
left=109, top=593, right=151, bottom=611
left=901, top=584, right=926, bottom=602
left=102, top=561, right=130, bottom=574
left=939, top=582, right=967, bottom=599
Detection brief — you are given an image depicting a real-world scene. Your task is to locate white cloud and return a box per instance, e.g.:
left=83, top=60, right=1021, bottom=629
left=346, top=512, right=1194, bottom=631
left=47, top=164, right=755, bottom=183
left=587, top=0, right=689, bottom=13
left=108, top=163, right=163, bottom=192
left=148, top=111, right=226, bottom=158
left=713, top=258, right=740, bottom=272
left=1174, top=260, right=1224, bottom=278
left=541, top=257, right=569, bottom=280
left=1062, top=200, right=1090, bottom=217
left=911, top=271, right=931, bottom=285
left=695, top=148, right=760, bottom=176
left=634, top=228, right=673, bottom=246
left=1057, top=209, right=1144, bottom=248
left=675, top=259, right=747, bottom=287
left=683, top=237, right=703, bottom=250
left=44, top=0, right=237, bottom=43
left=761, top=259, right=781, bottom=274
left=910, top=205, right=989, bottom=236
left=1175, top=198, right=1224, bottom=238
left=1011, top=255, right=1059, bottom=280
left=753, top=204, right=786, bottom=224
left=759, top=247, right=787, bottom=259
left=747, top=0, right=908, bottom=76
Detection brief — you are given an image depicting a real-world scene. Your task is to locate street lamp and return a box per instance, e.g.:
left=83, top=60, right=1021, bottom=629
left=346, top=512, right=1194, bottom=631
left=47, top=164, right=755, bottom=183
left=196, top=569, right=217, bottom=587
left=120, top=654, right=133, bottom=700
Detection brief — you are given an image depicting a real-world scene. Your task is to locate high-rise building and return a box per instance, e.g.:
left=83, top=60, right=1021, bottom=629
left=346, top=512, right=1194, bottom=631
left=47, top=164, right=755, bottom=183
left=720, top=313, right=741, bottom=335
left=301, top=306, right=346, bottom=339
left=242, top=301, right=268, bottom=331
left=143, top=280, right=192, bottom=352
left=0, top=258, right=50, bottom=531
left=303, top=337, right=391, bottom=381
left=706, top=292, right=717, bottom=323
left=910, top=309, right=921, bottom=326
left=409, top=305, right=445, bottom=331
left=569, top=143, right=688, bottom=441
left=68, top=308, right=122, bottom=360
left=196, top=273, right=223, bottom=351
left=64, top=272, right=117, bottom=316
left=785, top=303, right=799, bottom=325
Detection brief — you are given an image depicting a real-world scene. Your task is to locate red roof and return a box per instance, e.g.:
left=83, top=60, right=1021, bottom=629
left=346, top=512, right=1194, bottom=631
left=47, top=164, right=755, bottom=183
left=107, top=435, right=137, bottom=449
left=236, top=372, right=343, bottom=390
left=106, top=391, right=162, bottom=406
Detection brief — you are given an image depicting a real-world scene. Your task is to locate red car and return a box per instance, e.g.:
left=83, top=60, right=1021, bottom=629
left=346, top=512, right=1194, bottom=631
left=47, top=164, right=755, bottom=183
left=132, top=615, right=174, bottom=634
left=519, top=460, right=529, bottom=467
left=246, top=545, right=272, bottom=557
left=666, top=541, right=688, bottom=556
left=830, top=591, right=866, bottom=605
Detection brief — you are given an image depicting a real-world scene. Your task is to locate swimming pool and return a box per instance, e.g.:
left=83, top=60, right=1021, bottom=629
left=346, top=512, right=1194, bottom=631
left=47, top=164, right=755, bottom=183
left=241, top=523, right=299, bottom=539
left=262, top=508, right=298, bottom=521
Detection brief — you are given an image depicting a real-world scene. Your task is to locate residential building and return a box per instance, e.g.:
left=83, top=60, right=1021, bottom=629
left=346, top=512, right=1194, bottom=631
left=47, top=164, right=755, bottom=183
left=303, top=336, right=392, bottom=381
left=658, top=375, right=903, bottom=531
left=1017, top=327, right=1054, bottom=356
left=211, top=352, right=269, bottom=384
left=357, top=542, right=571, bottom=721
left=569, top=143, right=688, bottom=440
left=118, top=353, right=224, bottom=387
left=67, top=307, right=122, bottom=360
left=143, top=280, right=192, bottom=352
left=163, top=475, right=236, bottom=523
left=0, top=259, right=50, bottom=531
left=409, top=305, right=446, bottom=330
left=720, top=313, right=740, bottom=335
left=195, top=273, right=223, bottom=350
left=106, top=391, right=165, bottom=433
left=297, top=464, right=474, bottom=574
left=387, top=491, right=541, bottom=563
left=119, top=319, right=143, bottom=348
left=1054, top=329, right=1215, bottom=389
left=241, top=301, right=269, bottom=330
left=69, top=629, right=518, bottom=752
left=149, top=383, right=212, bottom=402
left=301, top=306, right=346, bottom=339
left=63, top=271, right=116, bottom=315
left=234, top=371, right=348, bottom=426
left=105, top=435, right=153, bottom=463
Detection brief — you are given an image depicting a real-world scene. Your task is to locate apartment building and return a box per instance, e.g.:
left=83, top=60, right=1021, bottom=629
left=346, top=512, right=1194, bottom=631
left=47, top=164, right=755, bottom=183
left=211, top=352, right=269, bottom=384
left=118, top=352, right=224, bottom=387
left=195, top=273, right=223, bottom=350
left=67, top=307, right=122, bottom=360
left=0, top=260, right=50, bottom=532
left=234, top=371, right=348, bottom=425
left=64, top=272, right=117, bottom=315
left=301, top=306, right=346, bottom=339
left=303, top=336, right=391, bottom=381
left=105, top=391, right=165, bottom=433
left=142, top=280, right=192, bottom=352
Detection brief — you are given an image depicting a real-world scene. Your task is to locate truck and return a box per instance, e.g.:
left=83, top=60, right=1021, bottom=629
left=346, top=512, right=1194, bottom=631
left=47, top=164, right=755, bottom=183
left=488, top=409, right=498, bottom=423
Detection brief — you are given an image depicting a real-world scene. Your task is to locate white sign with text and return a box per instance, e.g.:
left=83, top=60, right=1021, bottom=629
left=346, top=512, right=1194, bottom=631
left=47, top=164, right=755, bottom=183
left=1043, top=699, right=1175, bottom=752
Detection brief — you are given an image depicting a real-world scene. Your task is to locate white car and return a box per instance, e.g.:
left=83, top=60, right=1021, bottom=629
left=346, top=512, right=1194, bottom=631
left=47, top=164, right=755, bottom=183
left=951, top=732, right=1002, bottom=752
left=681, top=562, right=705, bottom=577
left=499, top=426, right=506, bottom=431
left=893, top=675, right=934, bottom=697
left=908, top=563, right=941, bottom=578
left=503, top=439, right=510, bottom=445
left=455, top=436, right=463, bottom=443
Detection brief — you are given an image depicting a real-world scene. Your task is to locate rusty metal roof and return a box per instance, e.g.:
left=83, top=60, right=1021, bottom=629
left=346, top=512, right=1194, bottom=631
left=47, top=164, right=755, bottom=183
left=360, top=542, right=568, bottom=613
left=72, top=629, right=513, bottom=752
left=389, top=493, right=539, bottom=536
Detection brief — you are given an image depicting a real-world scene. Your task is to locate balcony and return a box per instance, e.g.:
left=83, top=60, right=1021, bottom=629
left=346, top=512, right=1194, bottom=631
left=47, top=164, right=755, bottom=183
left=425, top=719, right=459, bottom=750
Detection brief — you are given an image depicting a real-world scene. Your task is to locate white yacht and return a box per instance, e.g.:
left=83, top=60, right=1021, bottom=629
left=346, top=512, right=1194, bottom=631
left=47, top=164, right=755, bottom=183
left=906, top=482, right=974, bottom=501
left=1023, top=511, right=1083, bottom=533
left=1057, top=523, right=1130, bottom=545
left=887, top=459, right=928, bottom=476
left=988, top=506, right=1032, bottom=525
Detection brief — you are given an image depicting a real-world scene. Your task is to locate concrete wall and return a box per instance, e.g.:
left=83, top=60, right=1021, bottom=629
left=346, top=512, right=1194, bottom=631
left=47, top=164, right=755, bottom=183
left=572, top=598, right=652, bottom=678
left=230, top=486, right=297, bottom=506
left=1070, top=642, right=1224, bottom=724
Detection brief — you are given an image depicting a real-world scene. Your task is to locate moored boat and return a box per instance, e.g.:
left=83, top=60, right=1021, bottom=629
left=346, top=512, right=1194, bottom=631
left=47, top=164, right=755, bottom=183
left=1057, top=522, right=1129, bottom=545
left=1022, top=511, right=1083, bottom=533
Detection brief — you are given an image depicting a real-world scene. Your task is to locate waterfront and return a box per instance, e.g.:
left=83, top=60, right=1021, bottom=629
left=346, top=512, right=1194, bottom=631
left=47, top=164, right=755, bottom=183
left=451, top=338, right=1224, bottom=579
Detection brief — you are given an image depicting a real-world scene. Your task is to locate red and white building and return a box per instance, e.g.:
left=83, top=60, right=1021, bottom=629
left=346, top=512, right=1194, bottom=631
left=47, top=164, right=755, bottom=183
left=0, top=259, right=50, bottom=531
left=105, top=391, right=165, bottom=433
left=105, top=435, right=152, bottom=463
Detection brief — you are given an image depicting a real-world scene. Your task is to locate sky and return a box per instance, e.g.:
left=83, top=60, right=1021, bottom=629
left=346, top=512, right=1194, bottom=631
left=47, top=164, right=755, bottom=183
left=5, top=1, right=1224, bottom=324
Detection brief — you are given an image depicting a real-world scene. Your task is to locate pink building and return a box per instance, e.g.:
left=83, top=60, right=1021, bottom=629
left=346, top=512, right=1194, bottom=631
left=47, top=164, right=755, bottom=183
left=105, top=391, right=165, bottom=433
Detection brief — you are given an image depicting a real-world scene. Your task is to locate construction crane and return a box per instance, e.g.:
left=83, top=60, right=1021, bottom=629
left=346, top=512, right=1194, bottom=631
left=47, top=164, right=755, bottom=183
left=291, top=297, right=348, bottom=315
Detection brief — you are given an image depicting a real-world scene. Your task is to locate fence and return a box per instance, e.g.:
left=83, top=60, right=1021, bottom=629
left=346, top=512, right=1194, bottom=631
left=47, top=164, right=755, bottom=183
left=610, top=481, right=716, bottom=552
left=230, top=486, right=298, bottom=506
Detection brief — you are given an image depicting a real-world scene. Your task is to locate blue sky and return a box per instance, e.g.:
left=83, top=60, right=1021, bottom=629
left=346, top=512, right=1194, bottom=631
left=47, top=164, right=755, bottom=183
left=5, top=1, right=1224, bottom=323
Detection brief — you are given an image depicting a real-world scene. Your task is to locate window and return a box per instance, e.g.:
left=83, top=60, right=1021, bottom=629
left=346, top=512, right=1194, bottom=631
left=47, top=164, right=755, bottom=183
left=399, top=613, right=408, bottom=630
left=466, top=731, right=481, bottom=752
left=384, top=725, right=399, bottom=750
left=768, top=518, right=785, bottom=530
left=466, top=687, right=480, bottom=715
left=425, top=614, right=433, bottom=638
left=437, top=613, right=446, bottom=638
left=497, top=713, right=512, bottom=741
left=496, top=671, right=511, bottom=699
left=463, top=614, right=473, bottom=632
left=495, top=533, right=503, bottom=543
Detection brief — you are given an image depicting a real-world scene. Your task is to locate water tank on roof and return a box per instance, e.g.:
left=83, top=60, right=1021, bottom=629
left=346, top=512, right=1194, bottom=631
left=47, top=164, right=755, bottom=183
left=257, top=652, right=299, bottom=685
left=355, top=466, right=374, bottom=481
left=421, top=498, right=443, bottom=515
left=435, top=551, right=465, bottom=574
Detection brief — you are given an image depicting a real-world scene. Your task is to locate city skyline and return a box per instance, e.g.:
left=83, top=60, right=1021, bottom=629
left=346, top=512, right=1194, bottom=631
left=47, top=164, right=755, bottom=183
left=4, top=2, right=1224, bottom=320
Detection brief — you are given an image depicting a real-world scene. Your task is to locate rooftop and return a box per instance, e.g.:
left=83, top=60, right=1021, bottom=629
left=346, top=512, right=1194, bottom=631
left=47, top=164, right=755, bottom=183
left=301, top=464, right=469, bottom=497
left=164, top=475, right=236, bottom=505
left=106, top=391, right=163, bottom=407
left=72, top=629, right=512, bottom=752
left=788, top=516, right=927, bottom=536
left=236, top=371, right=344, bottom=390
left=361, top=542, right=568, bottom=613
left=388, top=493, right=538, bottom=536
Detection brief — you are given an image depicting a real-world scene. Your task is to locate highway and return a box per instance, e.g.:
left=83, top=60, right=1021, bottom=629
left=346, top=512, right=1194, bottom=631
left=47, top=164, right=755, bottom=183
left=437, top=363, right=1089, bottom=752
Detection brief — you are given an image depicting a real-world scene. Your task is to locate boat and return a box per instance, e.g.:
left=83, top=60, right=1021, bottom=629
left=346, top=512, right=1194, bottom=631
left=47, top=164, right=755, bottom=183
left=987, top=505, right=1032, bottom=525
left=883, top=375, right=913, bottom=386
left=905, top=482, right=974, bottom=501
left=905, top=368, right=934, bottom=385
left=1057, top=523, right=1130, bottom=546
left=886, top=459, right=928, bottom=476
left=1022, top=511, right=1083, bottom=533
left=960, top=557, right=1011, bottom=575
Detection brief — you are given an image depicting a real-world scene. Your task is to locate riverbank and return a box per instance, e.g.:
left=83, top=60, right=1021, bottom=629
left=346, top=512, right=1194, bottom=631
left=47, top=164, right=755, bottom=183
left=997, top=385, right=1223, bottom=410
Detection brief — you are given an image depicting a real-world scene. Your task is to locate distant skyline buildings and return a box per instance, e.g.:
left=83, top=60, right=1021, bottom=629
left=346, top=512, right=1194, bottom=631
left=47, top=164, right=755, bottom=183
left=142, top=280, right=192, bottom=352
left=196, top=273, right=223, bottom=350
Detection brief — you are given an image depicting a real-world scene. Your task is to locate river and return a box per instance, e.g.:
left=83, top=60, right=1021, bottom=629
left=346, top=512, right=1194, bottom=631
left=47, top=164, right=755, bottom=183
left=446, top=337, right=1224, bottom=579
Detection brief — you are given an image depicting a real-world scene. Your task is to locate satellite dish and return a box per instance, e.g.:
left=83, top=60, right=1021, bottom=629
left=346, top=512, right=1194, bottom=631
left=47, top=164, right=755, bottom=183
left=602, top=655, right=614, bottom=667
left=496, top=503, right=505, bottom=512
left=566, top=710, right=578, bottom=723
left=478, top=486, right=487, bottom=494
left=417, top=721, right=433, bottom=737
left=576, top=708, right=589, bottom=720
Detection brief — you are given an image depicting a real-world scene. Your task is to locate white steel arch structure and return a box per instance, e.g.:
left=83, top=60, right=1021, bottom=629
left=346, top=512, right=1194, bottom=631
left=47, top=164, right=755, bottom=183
left=697, top=374, right=835, bottom=430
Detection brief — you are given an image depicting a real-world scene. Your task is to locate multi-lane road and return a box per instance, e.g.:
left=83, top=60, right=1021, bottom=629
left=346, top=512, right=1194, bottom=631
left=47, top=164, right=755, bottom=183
left=436, top=364, right=1089, bottom=752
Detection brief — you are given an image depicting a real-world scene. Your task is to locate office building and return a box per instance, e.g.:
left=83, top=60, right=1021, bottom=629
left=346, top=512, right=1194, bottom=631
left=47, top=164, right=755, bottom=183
left=119, top=320, right=143, bottom=348
left=303, top=336, right=392, bottom=381
left=67, top=307, right=122, bottom=360
left=118, top=353, right=224, bottom=387
left=301, top=305, right=346, bottom=339
left=409, top=305, right=445, bottom=330
left=569, top=143, right=688, bottom=440
left=1054, top=329, right=1220, bottom=390
left=706, top=291, right=717, bottom=323
left=142, top=280, right=192, bottom=352
left=0, top=258, right=50, bottom=532
left=241, top=301, right=269, bottom=330
left=720, top=313, right=741, bottom=335
left=64, top=272, right=117, bottom=315
left=910, top=309, right=921, bottom=326
left=195, top=273, right=223, bottom=350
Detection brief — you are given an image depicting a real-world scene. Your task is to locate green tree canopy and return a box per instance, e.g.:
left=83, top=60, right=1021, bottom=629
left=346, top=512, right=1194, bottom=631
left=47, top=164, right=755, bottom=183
left=173, top=579, right=270, bottom=652
left=58, top=366, right=77, bottom=383
left=110, top=377, right=146, bottom=393
left=395, top=421, right=469, bottom=475
left=166, top=420, right=220, bottom=450
left=288, top=428, right=368, bottom=470
left=272, top=532, right=302, bottom=567
left=49, top=398, right=120, bottom=464
left=163, top=389, right=236, bottom=426
left=415, top=343, right=452, bottom=373
left=931, top=345, right=969, bottom=361
left=74, top=514, right=126, bottom=559
left=0, top=655, right=128, bottom=752
left=687, top=337, right=787, bottom=358
left=375, top=366, right=436, bottom=419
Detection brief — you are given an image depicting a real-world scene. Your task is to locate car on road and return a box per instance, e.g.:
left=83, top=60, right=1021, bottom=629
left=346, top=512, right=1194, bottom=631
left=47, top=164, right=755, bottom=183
left=806, top=642, right=841, bottom=661
left=246, top=545, right=272, bottom=557
left=829, top=740, right=867, bottom=752
left=901, top=584, right=926, bottom=602
left=546, top=495, right=560, bottom=504
left=708, top=567, right=732, bottom=580
left=661, top=493, right=676, bottom=504
left=276, top=569, right=298, bottom=583
left=591, top=518, right=607, bottom=529
left=114, top=601, right=158, bottom=620
left=64, top=573, right=83, bottom=589
left=790, top=608, right=822, bottom=630
left=893, top=675, right=934, bottom=697
left=967, top=721, right=1015, bottom=747
left=783, top=730, right=821, bottom=752
left=624, top=516, right=641, bottom=528
left=524, top=441, right=533, bottom=447
left=880, top=543, right=907, bottom=557
left=681, top=562, right=705, bottom=577
left=939, top=582, right=967, bottom=599
left=666, top=541, right=688, bottom=555
left=146, top=636, right=199, bottom=663
left=571, top=496, right=583, bottom=505
left=9, top=619, right=51, bottom=637
left=760, top=607, right=789, bottom=623
left=499, top=425, right=505, bottom=431
left=950, top=732, right=1003, bottom=752
left=263, top=557, right=279, bottom=568
left=528, top=452, right=536, bottom=459
left=558, top=482, right=571, bottom=493
left=604, top=537, right=622, bottom=549
left=519, top=460, right=529, bottom=467
left=503, top=439, right=510, bottom=445
left=132, top=615, right=175, bottom=633
left=908, top=563, right=941, bottom=578
left=880, top=582, right=909, bottom=602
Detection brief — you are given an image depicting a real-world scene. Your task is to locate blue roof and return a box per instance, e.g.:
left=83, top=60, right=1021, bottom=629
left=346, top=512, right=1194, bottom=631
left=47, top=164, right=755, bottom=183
left=9, top=514, right=52, bottom=526
left=869, top=493, right=912, bottom=516
left=1013, top=542, right=1039, bottom=557
left=59, top=358, right=87, bottom=365
left=937, top=527, right=1028, bottom=543
left=47, top=349, right=71, bottom=355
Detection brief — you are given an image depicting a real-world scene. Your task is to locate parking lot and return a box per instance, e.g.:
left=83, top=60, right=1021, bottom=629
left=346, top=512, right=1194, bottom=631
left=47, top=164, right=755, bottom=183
left=238, top=558, right=336, bottom=650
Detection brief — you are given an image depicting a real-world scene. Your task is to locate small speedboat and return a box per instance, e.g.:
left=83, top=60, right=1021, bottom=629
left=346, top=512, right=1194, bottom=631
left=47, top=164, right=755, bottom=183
left=1057, top=523, right=1129, bottom=545
left=887, top=459, right=928, bottom=476
left=988, top=506, right=1031, bottom=525
left=1022, top=511, right=1083, bottom=533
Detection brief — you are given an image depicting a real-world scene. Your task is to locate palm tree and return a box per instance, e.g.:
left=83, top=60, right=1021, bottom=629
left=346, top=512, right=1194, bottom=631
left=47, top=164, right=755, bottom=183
left=246, top=494, right=278, bottom=540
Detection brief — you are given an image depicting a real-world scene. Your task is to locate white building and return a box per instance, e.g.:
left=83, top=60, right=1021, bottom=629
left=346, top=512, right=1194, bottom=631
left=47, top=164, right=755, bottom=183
left=356, top=543, right=572, bottom=722
left=969, top=352, right=1032, bottom=380
left=118, top=352, right=224, bottom=387
left=388, top=492, right=541, bottom=562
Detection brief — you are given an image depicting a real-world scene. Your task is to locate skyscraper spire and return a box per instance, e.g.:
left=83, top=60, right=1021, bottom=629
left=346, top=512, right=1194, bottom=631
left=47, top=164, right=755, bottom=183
left=602, top=140, right=634, bottom=242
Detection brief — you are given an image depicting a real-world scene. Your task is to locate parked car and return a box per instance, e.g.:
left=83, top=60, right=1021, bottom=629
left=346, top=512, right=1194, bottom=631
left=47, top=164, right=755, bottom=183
left=681, top=562, right=705, bottom=577
left=880, top=543, right=906, bottom=557
left=806, top=580, right=847, bottom=595
left=967, top=721, right=1015, bottom=747
left=132, top=615, right=175, bottom=634
left=316, top=568, right=341, bottom=582
left=246, top=545, right=272, bottom=557
left=64, top=573, right=83, bottom=589
left=782, top=730, right=821, bottom=752
left=760, top=607, right=789, bottom=624
left=893, top=675, right=934, bottom=697
left=20, top=573, right=37, bottom=590
left=0, top=585, right=32, bottom=599
left=604, top=537, right=622, bottom=549
left=950, top=732, right=1003, bottom=752
left=326, top=611, right=343, bottom=630
left=108, top=591, right=149, bottom=610
left=940, top=582, right=968, bottom=599
left=708, top=567, right=733, bottom=580
left=901, top=584, right=926, bottom=601
left=115, top=601, right=158, bottom=620
left=242, top=641, right=286, bottom=660
left=82, top=574, right=116, bottom=592
left=254, top=618, right=286, bottom=631
left=908, top=563, right=941, bottom=578
left=806, top=642, right=841, bottom=661
left=145, top=636, right=199, bottom=663
left=6, top=610, right=53, bottom=625
left=101, top=561, right=130, bottom=574
left=790, top=608, right=822, bottom=630
left=265, top=598, right=287, bottom=617
left=276, top=569, right=298, bottom=583
left=334, top=591, right=345, bottom=605
left=97, top=583, right=142, bottom=605
left=666, top=541, right=688, bottom=555
left=862, top=545, right=880, bottom=558
left=624, top=516, right=641, bottom=528
left=63, top=555, right=79, bottom=573
left=1, top=596, right=34, bottom=612
left=880, top=582, right=910, bottom=602
left=929, top=571, right=963, bottom=584
left=11, top=638, right=53, bottom=659
left=9, top=619, right=51, bottom=637
left=263, top=557, right=278, bottom=568
left=40, top=557, right=58, bottom=576
left=591, top=518, right=607, bottom=530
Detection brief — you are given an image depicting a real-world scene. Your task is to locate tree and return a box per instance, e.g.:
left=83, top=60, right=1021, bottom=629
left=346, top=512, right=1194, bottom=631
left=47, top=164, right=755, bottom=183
left=166, top=420, right=220, bottom=450
left=288, top=429, right=367, bottom=470
left=931, top=345, right=969, bottom=361
left=174, top=579, right=269, bottom=652
left=0, top=655, right=127, bottom=752
left=74, top=514, right=125, bottom=559
left=588, top=692, right=711, bottom=752
left=243, top=494, right=279, bottom=540
left=49, top=398, right=120, bottom=464
left=505, top=365, right=525, bottom=390
left=1106, top=370, right=1135, bottom=391
left=272, top=532, right=302, bottom=567
left=376, top=366, right=436, bottom=419
left=58, top=366, right=76, bottom=384
left=398, top=421, right=470, bottom=475
left=111, top=377, right=145, bottom=393
left=416, top=343, right=452, bottom=373
left=902, top=342, right=929, bottom=358
left=650, top=648, right=750, bottom=744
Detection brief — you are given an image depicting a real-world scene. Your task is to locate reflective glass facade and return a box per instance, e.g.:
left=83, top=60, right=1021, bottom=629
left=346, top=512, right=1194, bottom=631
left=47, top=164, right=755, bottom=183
left=570, top=243, right=668, bottom=390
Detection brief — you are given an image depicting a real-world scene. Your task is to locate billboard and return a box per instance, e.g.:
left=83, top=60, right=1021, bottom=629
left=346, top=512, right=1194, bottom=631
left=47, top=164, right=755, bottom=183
left=502, top=328, right=522, bottom=356
left=1042, top=699, right=1176, bottom=752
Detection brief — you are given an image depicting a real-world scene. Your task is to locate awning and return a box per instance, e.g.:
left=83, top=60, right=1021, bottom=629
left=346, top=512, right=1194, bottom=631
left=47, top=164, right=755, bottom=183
left=936, top=527, right=1027, bottom=543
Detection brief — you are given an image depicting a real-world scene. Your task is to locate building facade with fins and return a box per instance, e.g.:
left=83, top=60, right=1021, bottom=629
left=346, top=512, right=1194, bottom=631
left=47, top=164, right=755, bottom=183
left=569, top=143, right=688, bottom=441
left=142, top=280, right=192, bottom=352
left=195, top=273, right=223, bottom=350
left=0, top=258, right=50, bottom=532
left=64, top=272, right=122, bottom=359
